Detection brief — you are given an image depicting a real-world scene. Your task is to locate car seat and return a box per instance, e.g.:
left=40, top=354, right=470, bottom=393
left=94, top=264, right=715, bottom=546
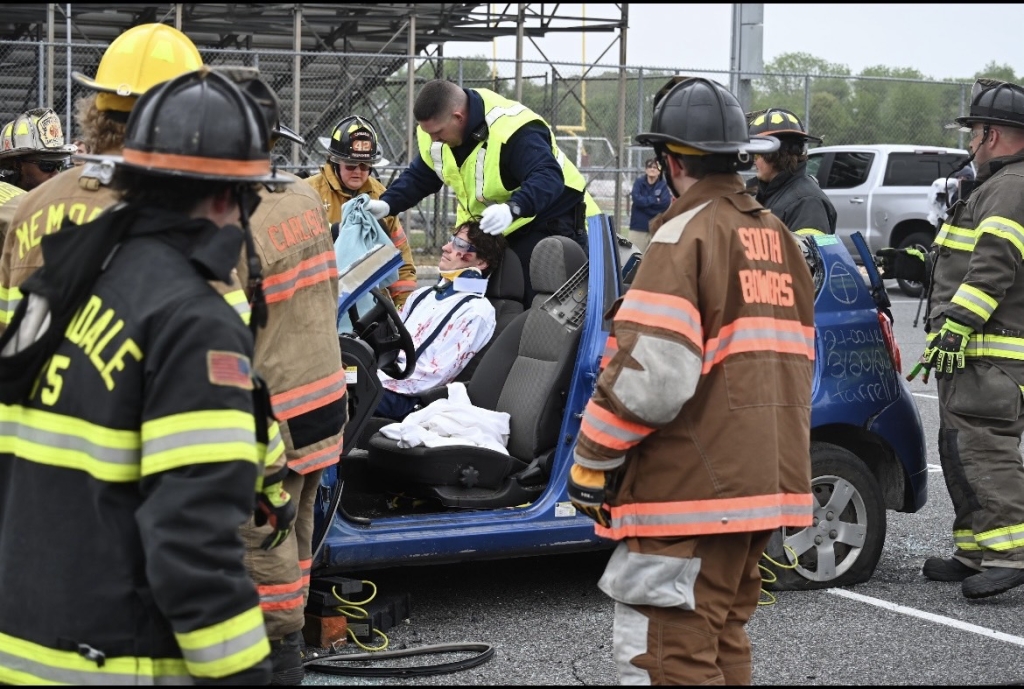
left=454, top=246, right=524, bottom=383
left=362, top=235, right=589, bottom=509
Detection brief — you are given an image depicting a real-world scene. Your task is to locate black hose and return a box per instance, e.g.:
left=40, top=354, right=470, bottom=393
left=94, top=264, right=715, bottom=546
left=303, top=642, right=495, bottom=678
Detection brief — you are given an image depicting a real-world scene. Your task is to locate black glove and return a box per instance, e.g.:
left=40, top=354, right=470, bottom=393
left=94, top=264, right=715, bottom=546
left=567, top=464, right=611, bottom=528
left=254, top=468, right=296, bottom=550
left=925, top=318, right=973, bottom=380
left=875, top=247, right=929, bottom=283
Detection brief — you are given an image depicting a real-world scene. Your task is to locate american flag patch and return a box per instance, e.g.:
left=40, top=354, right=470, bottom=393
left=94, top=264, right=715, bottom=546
left=207, top=351, right=253, bottom=390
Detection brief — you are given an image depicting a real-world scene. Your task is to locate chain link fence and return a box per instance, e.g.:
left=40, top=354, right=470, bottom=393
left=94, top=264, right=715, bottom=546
left=0, top=39, right=973, bottom=251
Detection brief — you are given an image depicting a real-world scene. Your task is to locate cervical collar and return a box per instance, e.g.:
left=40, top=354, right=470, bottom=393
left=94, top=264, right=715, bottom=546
left=434, top=267, right=485, bottom=298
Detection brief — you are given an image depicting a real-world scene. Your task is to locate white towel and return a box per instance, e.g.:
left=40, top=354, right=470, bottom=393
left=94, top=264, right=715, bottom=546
left=379, top=382, right=511, bottom=454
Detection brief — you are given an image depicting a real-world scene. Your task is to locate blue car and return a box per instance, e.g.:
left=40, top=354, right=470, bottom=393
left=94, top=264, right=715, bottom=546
left=314, top=215, right=927, bottom=591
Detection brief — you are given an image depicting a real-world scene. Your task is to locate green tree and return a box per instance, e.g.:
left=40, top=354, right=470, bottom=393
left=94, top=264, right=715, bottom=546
left=750, top=52, right=853, bottom=145
left=752, top=52, right=852, bottom=114
left=975, top=61, right=1017, bottom=82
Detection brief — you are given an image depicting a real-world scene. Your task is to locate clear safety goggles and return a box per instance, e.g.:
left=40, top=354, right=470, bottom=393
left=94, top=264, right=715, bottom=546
left=448, top=234, right=477, bottom=253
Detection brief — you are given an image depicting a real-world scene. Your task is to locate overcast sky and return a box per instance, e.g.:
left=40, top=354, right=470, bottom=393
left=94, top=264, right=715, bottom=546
left=438, top=3, right=1021, bottom=83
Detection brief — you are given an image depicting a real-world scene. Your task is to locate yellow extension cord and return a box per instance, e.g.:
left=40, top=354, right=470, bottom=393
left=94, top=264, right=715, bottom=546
left=758, top=544, right=800, bottom=606
left=331, top=580, right=390, bottom=651
left=322, top=546, right=795, bottom=658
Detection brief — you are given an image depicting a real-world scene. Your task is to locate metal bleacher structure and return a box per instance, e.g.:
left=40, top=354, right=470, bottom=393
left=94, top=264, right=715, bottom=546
left=0, top=4, right=628, bottom=166
left=0, top=4, right=630, bottom=243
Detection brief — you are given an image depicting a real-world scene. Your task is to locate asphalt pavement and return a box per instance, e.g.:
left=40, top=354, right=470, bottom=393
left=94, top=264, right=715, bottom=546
left=301, top=281, right=1024, bottom=686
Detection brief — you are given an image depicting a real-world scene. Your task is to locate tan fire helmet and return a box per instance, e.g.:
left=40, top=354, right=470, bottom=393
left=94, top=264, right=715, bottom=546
left=0, top=108, right=77, bottom=161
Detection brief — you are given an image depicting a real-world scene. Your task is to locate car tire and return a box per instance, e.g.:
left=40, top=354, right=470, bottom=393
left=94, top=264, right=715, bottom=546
left=761, top=441, right=886, bottom=591
left=895, top=231, right=933, bottom=298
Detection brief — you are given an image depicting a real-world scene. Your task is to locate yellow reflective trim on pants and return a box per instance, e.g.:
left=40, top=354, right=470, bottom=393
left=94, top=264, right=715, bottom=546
left=0, top=403, right=141, bottom=482
left=975, top=523, right=1024, bottom=551
left=0, top=629, right=189, bottom=684
left=954, top=529, right=980, bottom=551
left=979, top=215, right=1024, bottom=259
left=175, top=606, right=270, bottom=679
left=935, top=222, right=977, bottom=252
left=141, top=409, right=258, bottom=476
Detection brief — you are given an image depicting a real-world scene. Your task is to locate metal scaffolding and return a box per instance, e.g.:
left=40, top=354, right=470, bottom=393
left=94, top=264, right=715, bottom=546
left=0, top=3, right=631, bottom=225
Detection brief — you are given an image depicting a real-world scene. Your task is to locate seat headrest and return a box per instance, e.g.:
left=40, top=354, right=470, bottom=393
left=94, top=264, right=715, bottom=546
left=485, top=247, right=525, bottom=302
left=530, top=236, right=588, bottom=295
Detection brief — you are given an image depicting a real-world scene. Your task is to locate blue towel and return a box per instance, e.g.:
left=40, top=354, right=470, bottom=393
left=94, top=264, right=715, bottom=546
left=335, top=193, right=400, bottom=333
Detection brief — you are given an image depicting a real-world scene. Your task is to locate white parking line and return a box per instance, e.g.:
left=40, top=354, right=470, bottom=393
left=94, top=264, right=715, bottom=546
left=826, top=588, right=1024, bottom=648
left=912, top=392, right=939, bottom=400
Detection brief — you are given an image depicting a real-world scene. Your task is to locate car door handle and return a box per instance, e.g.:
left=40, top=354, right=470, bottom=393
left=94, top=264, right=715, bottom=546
left=849, top=197, right=865, bottom=204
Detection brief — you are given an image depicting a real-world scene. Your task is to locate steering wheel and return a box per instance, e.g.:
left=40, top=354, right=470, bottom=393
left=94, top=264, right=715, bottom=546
left=351, top=287, right=417, bottom=380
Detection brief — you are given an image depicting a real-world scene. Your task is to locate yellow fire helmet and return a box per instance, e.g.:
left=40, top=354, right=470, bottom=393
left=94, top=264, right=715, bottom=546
left=0, top=108, right=77, bottom=161
left=72, top=23, right=203, bottom=113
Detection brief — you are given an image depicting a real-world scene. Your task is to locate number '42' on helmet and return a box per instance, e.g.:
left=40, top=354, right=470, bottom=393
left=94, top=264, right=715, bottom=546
left=321, top=116, right=383, bottom=165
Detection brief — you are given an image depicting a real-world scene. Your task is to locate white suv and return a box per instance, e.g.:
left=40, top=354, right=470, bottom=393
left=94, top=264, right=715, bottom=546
left=805, top=144, right=970, bottom=296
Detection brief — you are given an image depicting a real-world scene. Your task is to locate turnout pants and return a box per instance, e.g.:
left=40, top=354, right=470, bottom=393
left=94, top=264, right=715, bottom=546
left=241, top=468, right=324, bottom=640
left=937, top=360, right=1024, bottom=569
left=598, top=531, right=772, bottom=685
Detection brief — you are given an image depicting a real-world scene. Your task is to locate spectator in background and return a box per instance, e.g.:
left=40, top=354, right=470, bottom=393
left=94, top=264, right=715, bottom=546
left=628, top=157, right=671, bottom=252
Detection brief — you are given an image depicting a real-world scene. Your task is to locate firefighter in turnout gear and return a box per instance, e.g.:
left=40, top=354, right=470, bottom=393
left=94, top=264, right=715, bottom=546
left=306, top=116, right=417, bottom=308
left=218, top=67, right=348, bottom=685
left=0, top=68, right=295, bottom=685
left=911, top=79, right=1024, bottom=600
left=0, top=22, right=203, bottom=334
left=0, top=108, right=76, bottom=191
left=568, top=76, right=816, bottom=685
left=747, top=107, right=836, bottom=237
